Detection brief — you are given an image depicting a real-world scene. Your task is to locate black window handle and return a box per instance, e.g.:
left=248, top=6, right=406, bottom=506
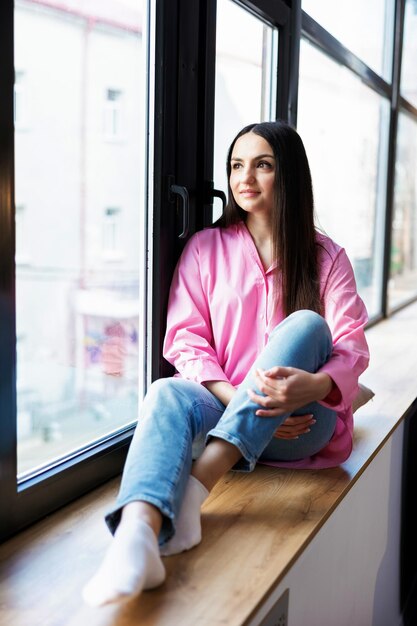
left=205, top=181, right=226, bottom=217
left=211, top=188, right=226, bottom=212
left=170, top=184, right=190, bottom=239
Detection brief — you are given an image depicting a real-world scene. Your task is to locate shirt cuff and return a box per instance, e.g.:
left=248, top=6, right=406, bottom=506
left=321, top=382, right=342, bottom=407
left=176, top=357, right=230, bottom=385
left=318, top=361, right=358, bottom=413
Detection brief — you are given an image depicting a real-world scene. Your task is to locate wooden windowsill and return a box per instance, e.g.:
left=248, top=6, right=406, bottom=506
left=1, top=301, right=416, bottom=626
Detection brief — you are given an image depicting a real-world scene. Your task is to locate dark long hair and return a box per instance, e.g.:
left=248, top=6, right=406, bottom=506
left=214, top=121, right=322, bottom=317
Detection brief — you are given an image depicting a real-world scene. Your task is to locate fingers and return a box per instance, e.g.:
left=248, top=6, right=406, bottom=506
left=247, top=388, right=276, bottom=409
left=247, top=389, right=290, bottom=414
left=274, top=414, right=316, bottom=439
left=253, top=369, right=280, bottom=396
left=262, top=366, right=294, bottom=378
left=283, top=415, right=315, bottom=427
left=252, top=369, right=290, bottom=406
left=254, top=407, right=288, bottom=417
left=274, top=431, right=300, bottom=440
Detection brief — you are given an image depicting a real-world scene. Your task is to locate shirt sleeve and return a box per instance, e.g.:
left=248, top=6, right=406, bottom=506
left=318, top=247, right=370, bottom=413
left=163, top=233, right=230, bottom=384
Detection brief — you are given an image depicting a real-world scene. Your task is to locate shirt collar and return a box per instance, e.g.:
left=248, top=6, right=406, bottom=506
left=236, top=221, right=277, bottom=275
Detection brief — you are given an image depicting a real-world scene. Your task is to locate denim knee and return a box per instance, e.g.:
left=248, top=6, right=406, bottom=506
left=146, top=376, right=180, bottom=400
left=143, top=376, right=221, bottom=440
left=269, top=309, right=331, bottom=345
left=288, top=309, right=329, bottom=331
left=145, top=376, right=196, bottom=407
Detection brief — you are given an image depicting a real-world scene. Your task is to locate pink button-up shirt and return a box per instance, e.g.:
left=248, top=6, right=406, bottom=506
left=163, top=222, right=370, bottom=469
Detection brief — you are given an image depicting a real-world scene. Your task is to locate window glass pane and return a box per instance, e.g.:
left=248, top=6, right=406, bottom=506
left=213, top=0, right=278, bottom=218
left=401, top=0, right=417, bottom=108
left=14, top=0, right=147, bottom=477
left=301, top=0, right=394, bottom=79
left=389, top=112, right=417, bottom=309
left=297, top=39, right=389, bottom=318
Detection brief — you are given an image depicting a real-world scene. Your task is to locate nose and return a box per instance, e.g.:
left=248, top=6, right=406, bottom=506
left=240, top=166, right=255, bottom=183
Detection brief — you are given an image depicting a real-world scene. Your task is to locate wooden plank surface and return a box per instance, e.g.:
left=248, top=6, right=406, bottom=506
left=1, top=302, right=416, bottom=626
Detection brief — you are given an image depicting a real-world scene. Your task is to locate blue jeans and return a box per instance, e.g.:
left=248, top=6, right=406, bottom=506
left=105, top=310, right=337, bottom=545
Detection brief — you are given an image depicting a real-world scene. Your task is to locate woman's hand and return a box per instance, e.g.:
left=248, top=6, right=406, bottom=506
left=247, top=366, right=333, bottom=417
left=273, top=414, right=316, bottom=439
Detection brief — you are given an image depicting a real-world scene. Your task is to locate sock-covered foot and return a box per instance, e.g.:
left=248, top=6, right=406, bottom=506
left=160, top=475, right=209, bottom=556
left=82, top=517, right=166, bottom=607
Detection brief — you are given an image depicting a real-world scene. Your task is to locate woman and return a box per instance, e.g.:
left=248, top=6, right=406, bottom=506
left=83, top=121, right=369, bottom=606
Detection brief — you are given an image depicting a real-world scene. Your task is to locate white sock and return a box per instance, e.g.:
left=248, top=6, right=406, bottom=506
left=160, top=475, right=209, bottom=556
left=82, top=517, right=166, bottom=607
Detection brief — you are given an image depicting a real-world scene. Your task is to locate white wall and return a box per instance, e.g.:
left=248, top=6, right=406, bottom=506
left=249, top=423, right=404, bottom=626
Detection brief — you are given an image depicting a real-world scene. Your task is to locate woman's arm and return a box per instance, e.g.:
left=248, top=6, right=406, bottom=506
left=163, top=234, right=231, bottom=386
left=317, top=247, right=369, bottom=411
left=203, top=381, right=237, bottom=406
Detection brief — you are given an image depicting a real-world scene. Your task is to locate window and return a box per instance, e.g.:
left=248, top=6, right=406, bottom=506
left=301, top=0, right=394, bottom=79
left=213, top=0, right=279, bottom=217
left=15, top=203, right=31, bottom=265
left=389, top=112, right=417, bottom=309
left=13, top=0, right=147, bottom=480
left=102, top=207, right=123, bottom=258
left=401, top=0, right=417, bottom=108
left=389, top=0, right=417, bottom=310
left=103, top=89, right=123, bottom=139
left=297, top=39, right=389, bottom=318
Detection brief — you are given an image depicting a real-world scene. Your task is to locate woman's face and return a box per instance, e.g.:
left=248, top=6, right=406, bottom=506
left=229, top=132, right=276, bottom=219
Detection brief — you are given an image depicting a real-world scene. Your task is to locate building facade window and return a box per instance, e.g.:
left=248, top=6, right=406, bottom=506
left=103, top=88, right=123, bottom=139
left=15, top=203, right=31, bottom=265
left=14, top=69, right=27, bottom=128
left=102, top=207, right=123, bottom=258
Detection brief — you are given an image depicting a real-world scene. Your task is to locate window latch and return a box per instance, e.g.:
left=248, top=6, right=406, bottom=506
left=169, top=180, right=190, bottom=239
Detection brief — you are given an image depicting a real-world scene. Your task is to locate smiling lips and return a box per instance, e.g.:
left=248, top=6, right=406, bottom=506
left=240, top=189, right=260, bottom=196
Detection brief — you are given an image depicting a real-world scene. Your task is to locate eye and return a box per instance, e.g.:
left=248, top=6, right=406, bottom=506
left=231, top=162, right=242, bottom=170
left=258, top=161, right=272, bottom=169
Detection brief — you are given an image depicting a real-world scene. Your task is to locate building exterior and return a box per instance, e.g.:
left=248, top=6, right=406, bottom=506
left=15, top=0, right=144, bottom=472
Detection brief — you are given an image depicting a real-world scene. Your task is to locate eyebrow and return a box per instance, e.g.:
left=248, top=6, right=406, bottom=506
left=230, top=153, right=275, bottom=161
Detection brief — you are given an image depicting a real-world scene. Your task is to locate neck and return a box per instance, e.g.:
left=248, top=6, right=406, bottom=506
left=245, top=214, right=273, bottom=271
left=245, top=214, right=272, bottom=246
